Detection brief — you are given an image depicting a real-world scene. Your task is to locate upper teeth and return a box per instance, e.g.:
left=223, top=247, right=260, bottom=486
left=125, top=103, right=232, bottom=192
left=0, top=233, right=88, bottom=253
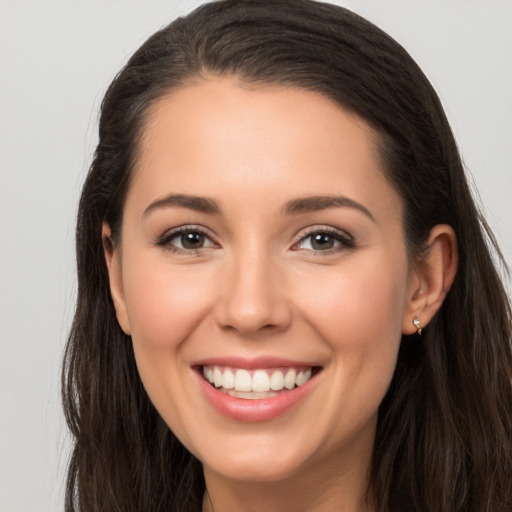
left=203, top=366, right=313, bottom=393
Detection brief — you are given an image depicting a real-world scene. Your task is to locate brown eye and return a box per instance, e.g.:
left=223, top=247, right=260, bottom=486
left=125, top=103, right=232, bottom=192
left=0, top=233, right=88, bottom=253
left=158, top=227, right=216, bottom=252
left=310, top=233, right=336, bottom=250
left=180, top=231, right=206, bottom=249
left=294, top=229, right=354, bottom=252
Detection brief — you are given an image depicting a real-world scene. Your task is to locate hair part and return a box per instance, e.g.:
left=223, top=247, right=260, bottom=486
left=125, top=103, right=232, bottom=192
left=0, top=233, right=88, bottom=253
left=63, top=1, right=512, bottom=510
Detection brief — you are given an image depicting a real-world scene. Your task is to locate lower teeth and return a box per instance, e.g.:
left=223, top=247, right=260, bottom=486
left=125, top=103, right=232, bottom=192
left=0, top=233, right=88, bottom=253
left=222, top=388, right=282, bottom=399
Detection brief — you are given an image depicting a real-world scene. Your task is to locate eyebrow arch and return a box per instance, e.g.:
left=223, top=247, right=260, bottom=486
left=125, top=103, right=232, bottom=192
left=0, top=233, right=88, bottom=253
left=282, top=195, right=375, bottom=221
left=143, top=193, right=222, bottom=217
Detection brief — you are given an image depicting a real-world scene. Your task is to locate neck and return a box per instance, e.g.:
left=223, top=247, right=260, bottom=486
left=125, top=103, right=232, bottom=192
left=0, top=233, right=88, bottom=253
left=202, top=446, right=375, bottom=512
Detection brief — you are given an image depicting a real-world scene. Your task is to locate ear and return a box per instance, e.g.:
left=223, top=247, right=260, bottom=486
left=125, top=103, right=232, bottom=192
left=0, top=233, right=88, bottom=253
left=402, top=224, right=458, bottom=335
left=102, top=223, right=131, bottom=335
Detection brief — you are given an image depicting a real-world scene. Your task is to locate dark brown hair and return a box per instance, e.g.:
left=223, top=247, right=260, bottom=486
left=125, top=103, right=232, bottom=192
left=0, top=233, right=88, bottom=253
left=62, top=1, right=512, bottom=510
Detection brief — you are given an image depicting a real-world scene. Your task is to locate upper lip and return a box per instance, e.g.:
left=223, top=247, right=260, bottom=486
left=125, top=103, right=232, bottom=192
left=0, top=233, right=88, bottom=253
left=191, top=356, right=321, bottom=369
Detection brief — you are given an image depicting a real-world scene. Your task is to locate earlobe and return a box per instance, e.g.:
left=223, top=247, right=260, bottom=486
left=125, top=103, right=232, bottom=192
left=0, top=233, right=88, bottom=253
left=402, top=224, right=458, bottom=335
left=102, top=223, right=131, bottom=335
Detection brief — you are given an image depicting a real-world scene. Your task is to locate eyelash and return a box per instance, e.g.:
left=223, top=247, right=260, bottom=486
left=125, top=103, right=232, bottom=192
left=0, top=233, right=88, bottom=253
left=156, top=225, right=355, bottom=254
left=156, top=225, right=217, bottom=254
left=292, top=227, right=355, bottom=254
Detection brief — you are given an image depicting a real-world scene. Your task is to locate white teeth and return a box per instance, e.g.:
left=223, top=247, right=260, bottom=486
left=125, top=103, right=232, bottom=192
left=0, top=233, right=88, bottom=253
left=295, top=369, right=312, bottom=386
left=213, top=367, right=223, bottom=388
left=284, top=369, right=296, bottom=390
left=234, top=369, right=252, bottom=392
left=222, top=369, right=235, bottom=389
left=203, top=365, right=315, bottom=394
left=270, top=370, right=284, bottom=391
left=227, top=390, right=278, bottom=399
left=252, top=370, right=270, bottom=392
left=296, top=371, right=307, bottom=386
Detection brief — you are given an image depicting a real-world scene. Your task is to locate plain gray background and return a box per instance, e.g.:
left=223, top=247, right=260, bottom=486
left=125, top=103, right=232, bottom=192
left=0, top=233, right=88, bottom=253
left=1, top=1, right=511, bottom=511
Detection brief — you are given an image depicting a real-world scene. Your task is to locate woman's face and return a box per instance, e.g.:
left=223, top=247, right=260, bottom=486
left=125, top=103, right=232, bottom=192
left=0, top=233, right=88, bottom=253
left=107, top=78, right=418, bottom=484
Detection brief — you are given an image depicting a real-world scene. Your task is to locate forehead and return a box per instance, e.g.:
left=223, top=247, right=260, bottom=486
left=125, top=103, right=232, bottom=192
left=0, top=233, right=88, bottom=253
left=127, top=77, right=401, bottom=221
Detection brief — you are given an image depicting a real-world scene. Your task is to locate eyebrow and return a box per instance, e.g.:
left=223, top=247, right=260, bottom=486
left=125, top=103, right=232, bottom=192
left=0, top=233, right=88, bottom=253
left=282, top=195, right=375, bottom=221
left=142, top=193, right=374, bottom=221
left=143, top=193, right=222, bottom=217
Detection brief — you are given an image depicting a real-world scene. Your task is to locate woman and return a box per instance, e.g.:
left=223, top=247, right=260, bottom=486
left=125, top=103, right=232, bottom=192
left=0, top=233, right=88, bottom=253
left=62, top=1, right=512, bottom=510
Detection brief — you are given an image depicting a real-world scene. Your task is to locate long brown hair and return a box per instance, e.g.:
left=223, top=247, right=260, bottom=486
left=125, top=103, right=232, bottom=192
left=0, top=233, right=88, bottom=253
left=62, top=1, right=512, bottom=510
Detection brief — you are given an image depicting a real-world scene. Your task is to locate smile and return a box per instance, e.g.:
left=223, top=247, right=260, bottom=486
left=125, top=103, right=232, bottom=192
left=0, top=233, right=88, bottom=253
left=193, top=358, right=322, bottom=422
left=202, top=365, right=314, bottom=399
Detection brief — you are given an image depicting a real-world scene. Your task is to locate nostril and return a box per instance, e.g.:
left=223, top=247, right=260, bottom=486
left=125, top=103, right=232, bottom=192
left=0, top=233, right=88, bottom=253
left=214, top=270, right=292, bottom=336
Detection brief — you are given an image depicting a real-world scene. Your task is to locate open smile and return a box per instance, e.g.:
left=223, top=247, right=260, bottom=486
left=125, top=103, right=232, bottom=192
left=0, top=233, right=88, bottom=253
left=202, top=365, right=315, bottom=398
left=193, top=361, right=323, bottom=422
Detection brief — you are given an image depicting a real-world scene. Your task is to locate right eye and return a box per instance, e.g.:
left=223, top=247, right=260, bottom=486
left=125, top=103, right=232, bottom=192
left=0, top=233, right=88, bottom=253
left=157, top=227, right=217, bottom=253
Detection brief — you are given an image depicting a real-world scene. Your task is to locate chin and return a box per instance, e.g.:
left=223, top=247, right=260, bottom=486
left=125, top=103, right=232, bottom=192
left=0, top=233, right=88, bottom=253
left=202, top=450, right=309, bottom=483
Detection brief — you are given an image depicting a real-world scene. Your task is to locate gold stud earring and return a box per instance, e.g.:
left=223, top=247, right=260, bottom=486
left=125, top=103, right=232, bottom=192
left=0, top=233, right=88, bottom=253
left=413, top=319, right=423, bottom=335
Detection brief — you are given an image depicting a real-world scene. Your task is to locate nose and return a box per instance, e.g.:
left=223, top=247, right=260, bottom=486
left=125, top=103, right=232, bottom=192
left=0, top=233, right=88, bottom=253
left=214, top=248, right=292, bottom=337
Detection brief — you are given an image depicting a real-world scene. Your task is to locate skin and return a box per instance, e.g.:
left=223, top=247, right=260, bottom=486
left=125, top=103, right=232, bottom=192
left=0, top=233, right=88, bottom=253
left=104, top=77, right=457, bottom=512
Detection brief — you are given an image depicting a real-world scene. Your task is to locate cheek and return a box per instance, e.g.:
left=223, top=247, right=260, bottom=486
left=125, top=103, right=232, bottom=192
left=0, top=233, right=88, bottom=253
left=304, top=261, right=408, bottom=431
left=123, top=261, right=216, bottom=350
left=299, top=259, right=407, bottom=343
left=296, top=257, right=407, bottom=402
left=121, top=261, right=218, bottom=440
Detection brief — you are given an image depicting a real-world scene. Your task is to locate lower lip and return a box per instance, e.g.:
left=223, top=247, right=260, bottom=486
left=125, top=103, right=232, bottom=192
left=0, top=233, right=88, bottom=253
left=195, top=369, right=319, bottom=423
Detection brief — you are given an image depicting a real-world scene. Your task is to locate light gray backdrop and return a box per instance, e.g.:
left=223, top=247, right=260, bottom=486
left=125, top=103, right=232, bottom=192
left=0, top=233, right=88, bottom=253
left=1, top=1, right=510, bottom=511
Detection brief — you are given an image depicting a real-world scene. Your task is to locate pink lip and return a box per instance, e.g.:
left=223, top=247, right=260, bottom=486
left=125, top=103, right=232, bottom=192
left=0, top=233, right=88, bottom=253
left=192, top=355, right=319, bottom=369
left=193, top=366, right=320, bottom=423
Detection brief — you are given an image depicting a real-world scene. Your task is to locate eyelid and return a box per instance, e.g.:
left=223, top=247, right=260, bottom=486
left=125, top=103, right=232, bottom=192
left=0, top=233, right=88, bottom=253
left=291, top=225, right=355, bottom=252
left=155, top=224, right=354, bottom=254
left=156, top=224, right=219, bottom=252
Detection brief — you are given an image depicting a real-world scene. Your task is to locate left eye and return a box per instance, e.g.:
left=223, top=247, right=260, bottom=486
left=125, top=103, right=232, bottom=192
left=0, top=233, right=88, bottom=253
left=295, top=230, right=353, bottom=251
